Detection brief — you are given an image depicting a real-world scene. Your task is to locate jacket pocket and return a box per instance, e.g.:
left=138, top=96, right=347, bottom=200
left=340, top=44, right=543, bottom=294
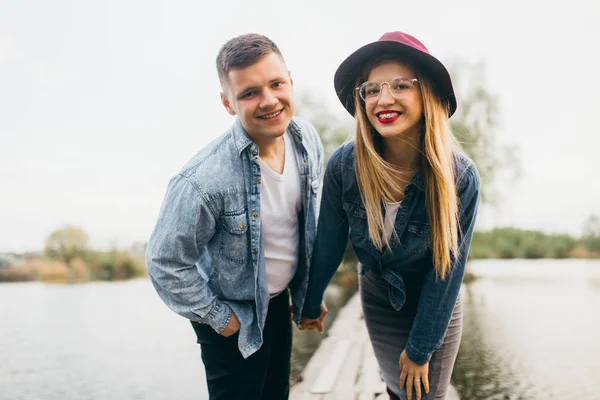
left=219, top=211, right=249, bottom=264
left=343, top=201, right=371, bottom=248
left=403, top=222, right=431, bottom=255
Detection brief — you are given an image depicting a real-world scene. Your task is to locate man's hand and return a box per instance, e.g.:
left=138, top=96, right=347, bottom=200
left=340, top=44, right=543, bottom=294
left=299, top=302, right=328, bottom=333
left=220, top=312, right=241, bottom=337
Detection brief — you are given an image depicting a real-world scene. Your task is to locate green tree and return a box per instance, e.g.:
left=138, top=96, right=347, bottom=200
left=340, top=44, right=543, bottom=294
left=44, top=225, right=89, bottom=268
left=582, top=214, right=600, bottom=252
left=546, top=234, right=576, bottom=259
left=469, top=227, right=578, bottom=259
left=449, top=60, right=520, bottom=204
left=295, top=92, right=353, bottom=162
left=0, top=255, right=12, bottom=268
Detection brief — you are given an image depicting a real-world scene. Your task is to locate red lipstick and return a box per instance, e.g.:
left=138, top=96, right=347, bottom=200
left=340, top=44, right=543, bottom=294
left=376, top=110, right=400, bottom=124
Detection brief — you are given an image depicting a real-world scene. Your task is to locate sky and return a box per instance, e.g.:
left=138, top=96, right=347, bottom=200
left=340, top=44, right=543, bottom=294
left=1, top=0, right=599, bottom=252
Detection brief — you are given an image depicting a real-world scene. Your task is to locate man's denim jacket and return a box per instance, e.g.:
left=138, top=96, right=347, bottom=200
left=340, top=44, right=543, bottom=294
left=302, top=141, right=480, bottom=364
left=146, top=117, right=323, bottom=358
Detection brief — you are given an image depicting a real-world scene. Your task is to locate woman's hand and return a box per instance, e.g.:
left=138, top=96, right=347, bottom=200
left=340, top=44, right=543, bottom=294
left=299, top=302, right=328, bottom=333
left=399, top=349, right=430, bottom=400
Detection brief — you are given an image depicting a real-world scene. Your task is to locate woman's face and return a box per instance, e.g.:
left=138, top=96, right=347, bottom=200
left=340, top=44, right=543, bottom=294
left=363, top=60, right=423, bottom=142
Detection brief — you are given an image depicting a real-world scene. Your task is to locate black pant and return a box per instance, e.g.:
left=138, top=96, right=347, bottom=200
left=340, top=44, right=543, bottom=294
left=191, top=291, right=292, bottom=400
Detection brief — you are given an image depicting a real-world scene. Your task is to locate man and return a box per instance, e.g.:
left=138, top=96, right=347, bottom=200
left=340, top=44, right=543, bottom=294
left=146, top=33, right=325, bottom=399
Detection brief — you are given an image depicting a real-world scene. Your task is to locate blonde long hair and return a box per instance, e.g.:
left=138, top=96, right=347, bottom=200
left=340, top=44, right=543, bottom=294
left=354, top=60, right=459, bottom=279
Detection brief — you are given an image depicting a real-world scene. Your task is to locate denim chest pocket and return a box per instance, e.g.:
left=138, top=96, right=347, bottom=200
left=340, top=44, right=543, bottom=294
left=402, top=222, right=431, bottom=255
left=343, top=201, right=369, bottom=243
left=219, top=211, right=249, bottom=264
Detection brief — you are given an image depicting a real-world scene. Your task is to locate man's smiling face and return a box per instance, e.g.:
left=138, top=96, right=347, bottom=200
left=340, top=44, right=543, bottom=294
left=220, top=52, right=294, bottom=142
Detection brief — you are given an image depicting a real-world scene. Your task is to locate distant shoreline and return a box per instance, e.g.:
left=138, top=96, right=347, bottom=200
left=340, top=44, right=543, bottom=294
left=1, top=254, right=599, bottom=285
left=0, top=255, right=147, bottom=284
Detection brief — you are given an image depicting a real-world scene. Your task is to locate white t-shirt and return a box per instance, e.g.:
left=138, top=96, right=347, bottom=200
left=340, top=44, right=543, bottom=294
left=258, top=133, right=301, bottom=296
left=383, top=201, right=402, bottom=242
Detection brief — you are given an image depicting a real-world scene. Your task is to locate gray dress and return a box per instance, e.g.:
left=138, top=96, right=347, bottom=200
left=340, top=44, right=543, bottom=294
left=360, top=268, right=463, bottom=400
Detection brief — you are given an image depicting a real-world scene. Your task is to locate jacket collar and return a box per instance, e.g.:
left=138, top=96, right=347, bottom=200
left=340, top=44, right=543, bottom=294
left=232, top=118, right=303, bottom=156
left=408, top=167, right=425, bottom=192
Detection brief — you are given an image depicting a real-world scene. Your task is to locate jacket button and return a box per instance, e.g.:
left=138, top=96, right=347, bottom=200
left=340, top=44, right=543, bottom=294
left=254, top=178, right=260, bottom=184
left=302, top=159, right=307, bottom=164
left=253, top=249, right=258, bottom=255
left=239, top=224, right=245, bottom=230
left=253, top=213, right=258, bottom=219
left=306, top=253, right=311, bottom=259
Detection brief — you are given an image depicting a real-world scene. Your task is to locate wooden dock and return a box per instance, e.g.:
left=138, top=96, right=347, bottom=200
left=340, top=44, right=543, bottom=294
left=290, top=293, right=460, bottom=400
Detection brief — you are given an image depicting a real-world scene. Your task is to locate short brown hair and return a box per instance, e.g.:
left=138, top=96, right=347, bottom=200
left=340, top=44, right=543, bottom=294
left=216, top=33, right=283, bottom=88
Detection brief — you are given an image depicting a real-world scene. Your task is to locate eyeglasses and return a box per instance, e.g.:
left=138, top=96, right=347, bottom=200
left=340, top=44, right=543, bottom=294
left=356, top=76, right=419, bottom=102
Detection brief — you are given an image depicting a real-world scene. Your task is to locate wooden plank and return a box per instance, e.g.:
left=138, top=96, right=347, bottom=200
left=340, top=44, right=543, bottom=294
left=328, top=294, right=362, bottom=339
left=329, top=338, right=363, bottom=398
left=358, top=340, right=386, bottom=400
left=373, top=385, right=461, bottom=399
left=292, top=292, right=405, bottom=400
left=447, top=384, right=461, bottom=400
left=290, top=336, right=337, bottom=397
left=289, top=394, right=313, bottom=400
left=310, top=339, right=351, bottom=394
left=363, top=354, right=386, bottom=396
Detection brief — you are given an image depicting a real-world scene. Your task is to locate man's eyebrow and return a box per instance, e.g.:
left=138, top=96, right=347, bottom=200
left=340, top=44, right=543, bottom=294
left=239, top=85, right=259, bottom=95
left=238, top=78, right=287, bottom=97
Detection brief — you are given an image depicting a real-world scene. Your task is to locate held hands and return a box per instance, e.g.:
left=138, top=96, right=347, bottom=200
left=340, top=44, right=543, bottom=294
left=219, top=312, right=241, bottom=337
left=399, top=350, right=430, bottom=400
left=299, top=302, right=328, bottom=333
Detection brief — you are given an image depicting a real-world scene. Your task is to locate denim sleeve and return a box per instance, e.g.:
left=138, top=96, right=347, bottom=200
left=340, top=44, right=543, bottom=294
left=146, top=173, right=232, bottom=334
left=302, top=148, right=349, bottom=319
left=405, top=165, right=481, bottom=364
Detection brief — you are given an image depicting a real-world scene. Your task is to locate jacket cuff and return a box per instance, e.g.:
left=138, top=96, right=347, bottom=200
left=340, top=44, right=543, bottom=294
left=301, top=305, right=322, bottom=320
left=405, top=341, right=433, bottom=365
left=202, top=300, right=233, bottom=334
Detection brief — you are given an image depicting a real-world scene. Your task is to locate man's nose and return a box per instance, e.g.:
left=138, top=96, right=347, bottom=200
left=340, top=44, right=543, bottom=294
left=260, top=90, right=279, bottom=108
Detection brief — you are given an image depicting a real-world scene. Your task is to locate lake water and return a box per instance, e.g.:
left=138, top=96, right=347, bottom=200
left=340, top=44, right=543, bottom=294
left=452, top=259, right=600, bottom=400
left=1, top=259, right=599, bottom=399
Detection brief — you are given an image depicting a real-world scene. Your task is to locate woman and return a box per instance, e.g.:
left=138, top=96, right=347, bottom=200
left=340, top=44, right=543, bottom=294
left=300, top=32, right=480, bottom=400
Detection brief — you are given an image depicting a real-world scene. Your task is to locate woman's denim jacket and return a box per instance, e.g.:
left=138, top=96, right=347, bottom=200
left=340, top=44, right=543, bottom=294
left=146, top=117, right=323, bottom=358
left=302, top=141, right=480, bottom=364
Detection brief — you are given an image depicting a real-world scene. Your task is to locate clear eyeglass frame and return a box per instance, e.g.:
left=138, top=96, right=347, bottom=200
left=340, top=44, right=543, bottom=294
left=355, top=76, right=419, bottom=102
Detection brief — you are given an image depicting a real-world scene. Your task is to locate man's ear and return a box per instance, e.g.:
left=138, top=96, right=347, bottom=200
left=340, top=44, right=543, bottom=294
left=220, top=92, right=236, bottom=116
left=288, top=70, right=294, bottom=86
